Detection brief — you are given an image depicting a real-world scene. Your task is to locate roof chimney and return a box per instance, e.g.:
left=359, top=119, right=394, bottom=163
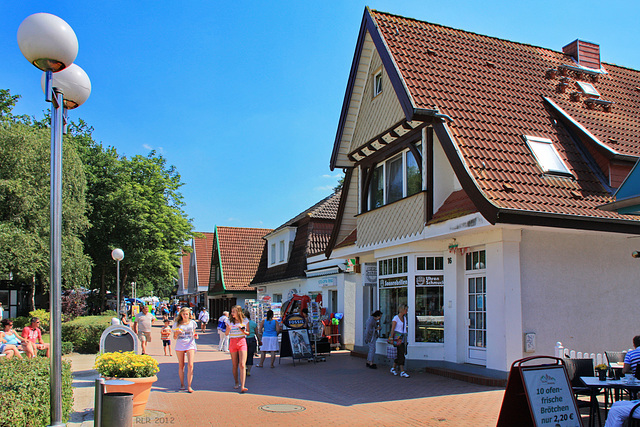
left=562, top=39, right=601, bottom=70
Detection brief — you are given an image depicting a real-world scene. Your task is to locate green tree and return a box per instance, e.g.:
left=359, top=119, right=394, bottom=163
left=0, top=92, right=91, bottom=308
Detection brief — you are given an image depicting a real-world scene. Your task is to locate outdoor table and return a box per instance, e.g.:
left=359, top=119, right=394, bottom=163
left=581, top=376, right=640, bottom=417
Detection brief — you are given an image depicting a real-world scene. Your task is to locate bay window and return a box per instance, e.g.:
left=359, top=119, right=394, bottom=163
left=367, top=143, right=422, bottom=210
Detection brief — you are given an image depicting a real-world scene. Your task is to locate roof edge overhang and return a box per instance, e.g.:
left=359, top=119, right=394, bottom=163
left=495, top=208, right=640, bottom=235
left=598, top=196, right=640, bottom=212
left=251, top=275, right=306, bottom=287
left=433, top=121, right=500, bottom=224
left=543, top=97, right=636, bottom=162
left=325, top=168, right=353, bottom=258
left=330, top=7, right=417, bottom=171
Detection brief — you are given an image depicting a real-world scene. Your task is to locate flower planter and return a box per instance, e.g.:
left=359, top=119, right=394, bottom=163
left=104, top=376, right=157, bottom=416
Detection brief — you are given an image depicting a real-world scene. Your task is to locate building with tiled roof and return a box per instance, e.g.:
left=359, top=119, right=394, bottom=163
left=207, top=226, right=272, bottom=317
left=251, top=192, right=357, bottom=346
left=327, top=7, right=640, bottom=377
left=176, top=251, right=191, bottom=299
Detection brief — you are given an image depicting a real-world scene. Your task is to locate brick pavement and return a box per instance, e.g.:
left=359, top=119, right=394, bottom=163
left=69, top=322, right=508, bottom=426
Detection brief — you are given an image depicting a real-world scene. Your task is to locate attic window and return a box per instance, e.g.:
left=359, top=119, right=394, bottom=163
left=576, top=81, right=600, bottom=97
left=373, top=69, right=383, bottom=97
left=523, top=135, right=572, bottom=176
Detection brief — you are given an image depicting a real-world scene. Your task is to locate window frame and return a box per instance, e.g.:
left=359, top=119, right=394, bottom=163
left=373, top=69, right=383, bottom=97
left=523, top=135, right=573, bottom=176
left=367, top=143, right=423, bottom=211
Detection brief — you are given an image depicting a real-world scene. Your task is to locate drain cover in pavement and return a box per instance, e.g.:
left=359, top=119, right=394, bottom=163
left=259, top=404, right=306, bottom=413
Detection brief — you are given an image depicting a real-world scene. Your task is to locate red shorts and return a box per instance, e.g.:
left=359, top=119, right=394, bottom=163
left=229, top=337, right=247, bottom=353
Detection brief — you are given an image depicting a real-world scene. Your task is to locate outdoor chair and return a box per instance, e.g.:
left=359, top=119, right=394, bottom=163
left=629, top=401, right=640, bottom=427
left=606, top=351, right=628, bottom=401
left=564, top=358, right=602, bottom=427
left=99, top=325, right=139, bottom=354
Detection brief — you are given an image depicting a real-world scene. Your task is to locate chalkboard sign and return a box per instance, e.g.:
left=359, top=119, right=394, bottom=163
left=279, top=329, right=313, bottom=366
left=497, top=356, right=580, bottom=427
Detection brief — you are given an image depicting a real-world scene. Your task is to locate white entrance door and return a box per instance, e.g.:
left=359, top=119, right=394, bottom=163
left=466, top=274, right=486, bottom=365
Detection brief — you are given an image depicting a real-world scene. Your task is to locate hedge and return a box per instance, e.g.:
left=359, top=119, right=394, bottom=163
left=61, top=315, right=113, bottom=354
left=0, top=357, right=73, bottom=426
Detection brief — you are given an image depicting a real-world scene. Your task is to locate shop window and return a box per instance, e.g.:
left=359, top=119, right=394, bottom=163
left=378, top=256, right=408, bottom=277
left=416, top=256, right=443, bottom=271
left=379, top=277, right=408, bottom=339
left=465, top=250, right=486, bottom=270
left=415, top=270, right=444, bottom=343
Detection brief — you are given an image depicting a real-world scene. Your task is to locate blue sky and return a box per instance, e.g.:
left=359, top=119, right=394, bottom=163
left=3, top=1, right=639, bottom=232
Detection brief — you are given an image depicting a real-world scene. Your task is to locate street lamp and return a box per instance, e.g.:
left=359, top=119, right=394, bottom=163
left=18, top=13, right=91, bottom=426
left=111, top=249, right=124, bottom=315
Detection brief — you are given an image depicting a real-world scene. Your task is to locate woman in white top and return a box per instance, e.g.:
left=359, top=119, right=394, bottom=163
left=173, top=307, right=198, bottom=392
left=225, top=305, right=250, bottom=393
left=390, top=303, right=410, bottom=378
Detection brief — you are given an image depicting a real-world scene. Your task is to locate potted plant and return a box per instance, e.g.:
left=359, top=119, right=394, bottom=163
left=95, top=352, right=159, bottom=416
left=595, top=363, right=608, bottom=381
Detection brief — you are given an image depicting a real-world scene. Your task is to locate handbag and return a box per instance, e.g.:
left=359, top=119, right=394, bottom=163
left=387, top=344, right=397, bottom=359
left=387, top=331, right=404, bottom=347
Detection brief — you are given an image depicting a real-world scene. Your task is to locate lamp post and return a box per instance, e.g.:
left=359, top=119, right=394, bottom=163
left=111, top=249, right=124, bottom=314
left=17, top=13, right=91, bottom=426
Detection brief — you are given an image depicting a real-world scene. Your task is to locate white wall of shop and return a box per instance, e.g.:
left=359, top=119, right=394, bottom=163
left=519, top=227, right=639, bottom=359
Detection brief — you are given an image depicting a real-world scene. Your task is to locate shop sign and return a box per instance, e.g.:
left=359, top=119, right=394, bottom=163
left=318, top=276, right=336, bottom=287
left=363, top=263, right=377, bottom=286
left=346, top=258, right=356, bottom=272
left=283, top=313, right=306, bottom=329
left=379, top=277, right=408, bottom=288
left=415, top=275, right=444, bottom=286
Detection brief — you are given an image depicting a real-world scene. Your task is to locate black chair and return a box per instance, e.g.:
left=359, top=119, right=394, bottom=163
left=629, top=401, right=640, bottom=427
left=606, top=351, right=628, bottom=401
left=565, top=358, right=602, bottom=427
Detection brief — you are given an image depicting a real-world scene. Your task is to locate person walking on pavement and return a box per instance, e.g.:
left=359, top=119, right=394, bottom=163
left=390, top=304, right=410, bottom=378
left=133, top=305, right=156, bottom=355
left=225, top=305, right=249, bottom=393
left=173, top=307, right=198, bottom=393
left=217, top=311, right=229, bottom=352
left=257, top=309, right=280, bottom=368
left=364, top=310, right=382, bottom=369
left=198, top=307, right=210, bottom=333
left=244, top=310, right=258, bottom=376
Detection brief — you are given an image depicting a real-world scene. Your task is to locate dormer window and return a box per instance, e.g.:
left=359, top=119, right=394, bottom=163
left=266, top=227, right=297, bottom=268
left=523, top=135, right=572, bottom=176
left=373, top=69, right=383, bottom=97
left=576, top=81, right=600, bottom=97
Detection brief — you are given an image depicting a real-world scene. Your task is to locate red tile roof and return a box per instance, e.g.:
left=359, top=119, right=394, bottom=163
left=193, top=232, right=214, bottom=288
left=429, top=190, right=478, bottom=225
left=217, top=226, right=272, bottom=291
left=344, top=9, right=640, bottom=230
left=181, top=251, right=191, bottom=292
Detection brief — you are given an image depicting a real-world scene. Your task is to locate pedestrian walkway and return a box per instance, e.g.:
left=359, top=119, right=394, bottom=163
left=66, top=322, right=506, bottom=426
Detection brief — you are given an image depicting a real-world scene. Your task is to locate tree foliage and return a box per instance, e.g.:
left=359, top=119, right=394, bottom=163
left=0, top=89, right=193, bottom=305
left=0, top=93, right=91, bottom=291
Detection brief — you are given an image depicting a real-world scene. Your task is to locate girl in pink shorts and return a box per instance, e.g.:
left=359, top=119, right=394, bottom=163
left=225, top=305, right=250, bottom=393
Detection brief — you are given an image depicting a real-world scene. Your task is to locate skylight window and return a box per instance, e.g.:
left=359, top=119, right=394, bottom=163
left=576, top=81, right=600, bottom=97
left=523, top=135, right=572, bottom=176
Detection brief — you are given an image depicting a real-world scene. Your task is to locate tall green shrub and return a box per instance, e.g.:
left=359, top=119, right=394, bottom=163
left=0, top=358, right=73, bottom=426
left=61, top=315, right=112, bottom=354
